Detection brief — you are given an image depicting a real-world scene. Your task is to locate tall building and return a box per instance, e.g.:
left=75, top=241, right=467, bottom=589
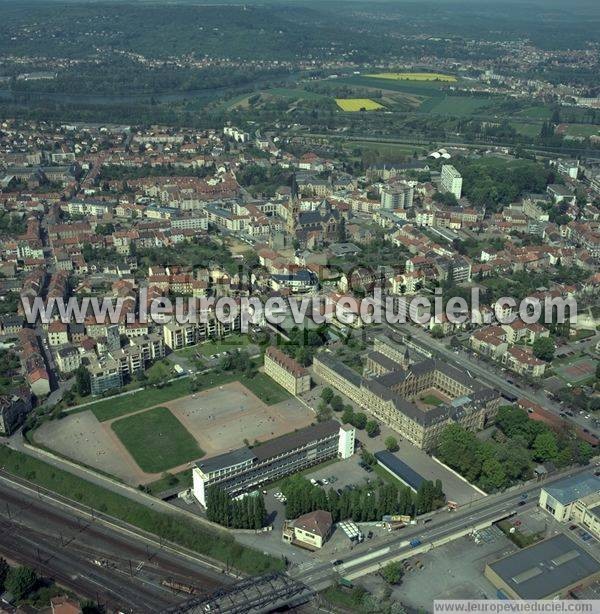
left=380, top=182, right=414, bottom=210
left=440, top=165, right=462, bottom=200
left=192, top=421, right=356, bottom=507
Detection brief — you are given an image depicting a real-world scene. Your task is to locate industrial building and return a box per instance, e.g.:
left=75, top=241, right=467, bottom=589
left=374, top=450, right=425, bottom=492
left=192, top=421, right=356, bottom=507
left=485, top=534, right=600, bottom=600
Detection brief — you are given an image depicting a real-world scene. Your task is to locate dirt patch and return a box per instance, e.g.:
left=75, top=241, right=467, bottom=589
left=165, top=380, right=315, bottom=457
left=33, top=411, right=145, bottom=484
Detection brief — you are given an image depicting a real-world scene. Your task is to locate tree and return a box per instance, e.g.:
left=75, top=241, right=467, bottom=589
left=74, top=365, right=91, bottom=396
left=352, top=412, right=367, bottom=430
left=430, top=324, right=444, bottom=339
left=532, top=337, right=555, bottom=362
left=479, top=457, right=508, bottom=492
left=317, top=402, right=333, bottom=422
left=5, top=566, right=38, bottom=601
left=381, top=561, right=403, bottom=585
left=384, top=436, right=398, bottom=452
left=342, top=406, right=354, bottom=424
left=320, top=387, right=334, bottom=404
left=532, top=431, right=559, bottom=462
left=365, top=420, right=380, bottom=438
left=330, top=395, right=344, bottom=412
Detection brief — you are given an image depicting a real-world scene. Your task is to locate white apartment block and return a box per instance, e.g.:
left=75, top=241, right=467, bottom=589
left=440, top=164, right=463, bottom=200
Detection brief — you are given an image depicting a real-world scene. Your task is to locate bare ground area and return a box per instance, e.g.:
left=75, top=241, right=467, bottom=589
left=33, top=411, right=145, bottom=484
left=165, top=381, right=315, bottom=457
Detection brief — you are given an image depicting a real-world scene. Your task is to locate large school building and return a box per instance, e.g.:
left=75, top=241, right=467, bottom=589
left=313, top=334, right=501, bottom=451
left=192, top=420, right=356, bottom=507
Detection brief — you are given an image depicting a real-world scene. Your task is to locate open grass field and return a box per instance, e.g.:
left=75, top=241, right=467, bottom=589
left=516, top=106, right=552, bottom=119
left=175, top=334, right=251, bottom=359
left=367, top=72, right=456, bottom=82
left=512, top=122, right=542, bottom=137
left=85, top=377, right=195, bottom=422
left=420, top=95, right=494, bottom=116
left=111, top=406, right=204, bottom=474
left=167, top=380, right=312, bottom=457
left=77, top=365, right=290, bottom=424
left=37, top=379, right=307, bottom=483
left=336, top=76, right=449, bottom=97
left=336, top=98, right=384, bottom=112
left=563, top=124, right=599, bottom=138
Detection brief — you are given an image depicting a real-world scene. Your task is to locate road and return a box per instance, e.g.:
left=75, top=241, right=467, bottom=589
left=289, top=463, right=594, bottom=591
left=0, top=475, right=232, bottom=612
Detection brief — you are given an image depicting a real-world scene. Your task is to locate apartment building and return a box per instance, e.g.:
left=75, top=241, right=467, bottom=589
left=380, top=182, right=414, bottom=210
left=440, top=164, right=463, bottom=200
left=162, top=314, right=241, bottom=351
left=264, top=346, right=311, bottom=395
left=0, top=390, right=32, bottom=436
left=113, top=333, right=165, bottom=378
left=55, top=346, right=82, bottom=374
left=89, top=356, right=123, bottom=396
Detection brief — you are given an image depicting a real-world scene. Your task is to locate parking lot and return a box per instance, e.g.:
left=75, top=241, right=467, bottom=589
left=358, top=526, right=517, bottom=609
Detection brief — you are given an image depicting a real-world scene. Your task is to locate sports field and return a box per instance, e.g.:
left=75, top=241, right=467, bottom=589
left=111, top=406, right=204, bottom=474
left=34, top=380, right=313, bottom=484
left=554, top=356, right=597, bottom=385
left=367, top=72, right=456, bottom=82
left=336, top=98, right=384, bottom=112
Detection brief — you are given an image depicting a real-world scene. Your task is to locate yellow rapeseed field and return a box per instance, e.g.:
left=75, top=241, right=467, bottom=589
left=335, top=98, right=384, bottom=112
left=366, top=72, right=457, bottom=82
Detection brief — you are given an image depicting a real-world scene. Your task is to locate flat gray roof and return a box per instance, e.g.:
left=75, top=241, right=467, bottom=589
left=488, top=534, right=600, bottom=599
left=544, top=473, right=600, bottom=506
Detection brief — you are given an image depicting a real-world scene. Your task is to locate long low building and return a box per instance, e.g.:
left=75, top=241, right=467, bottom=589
left=313, top=334, right=500, bottom=451
left=192, top=420, right=356, bottom=507
left=374, top=450, right=425, bottom=492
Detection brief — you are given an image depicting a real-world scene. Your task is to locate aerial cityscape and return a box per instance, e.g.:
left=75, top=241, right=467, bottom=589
left=0, top=0, right=599, bottom=612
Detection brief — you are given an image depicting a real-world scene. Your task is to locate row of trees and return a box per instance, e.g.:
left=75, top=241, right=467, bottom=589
left=280, top=475, right=444, bottom=523
left=437, top=406, right=594, bottom=492
left=205, top=486, right=267, bottom=530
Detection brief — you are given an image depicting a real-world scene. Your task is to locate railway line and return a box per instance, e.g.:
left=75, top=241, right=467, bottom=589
left=0, top=477, right=232, bottom=611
